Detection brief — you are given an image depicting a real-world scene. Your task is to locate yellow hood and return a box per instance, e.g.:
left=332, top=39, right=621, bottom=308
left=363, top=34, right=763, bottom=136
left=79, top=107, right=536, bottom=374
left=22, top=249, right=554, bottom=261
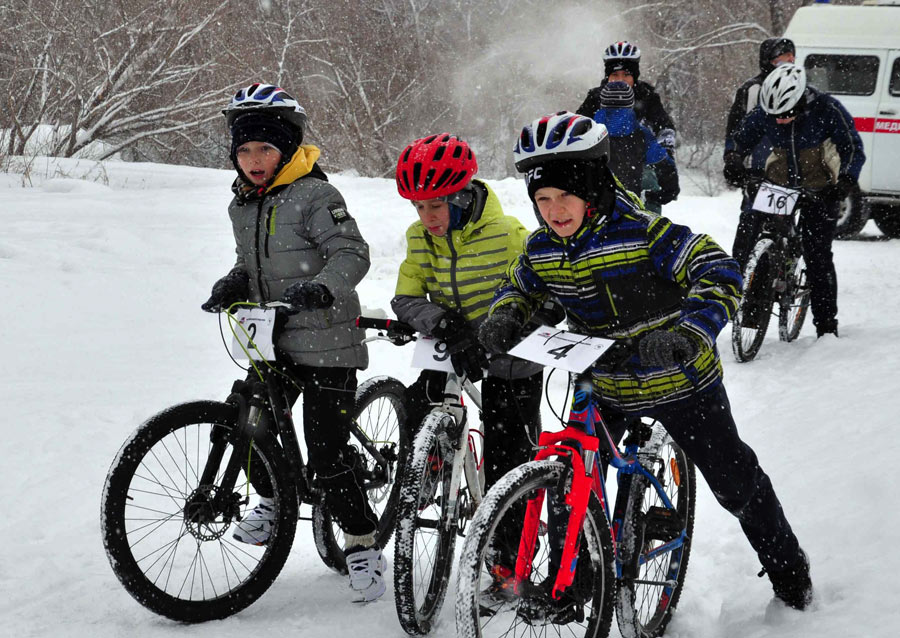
left=267, top=145, right=321, bottom=192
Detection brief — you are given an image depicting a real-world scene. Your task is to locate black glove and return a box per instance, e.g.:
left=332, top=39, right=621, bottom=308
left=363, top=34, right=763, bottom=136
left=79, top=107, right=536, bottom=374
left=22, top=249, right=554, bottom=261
left=450, top=344, right=489, bottom=382
left=825, top=174, right=857, bottom=206
left=478, top=306, right=525, bottom=355
left=431, top=310, right=473, bottom=350
left=201, top=268, right=250, bottom=312
left=723, top=152, right=748, bottom=189
left=638, top=329, right=699, bottom=368
left=281, top=281, right=334, bottom=312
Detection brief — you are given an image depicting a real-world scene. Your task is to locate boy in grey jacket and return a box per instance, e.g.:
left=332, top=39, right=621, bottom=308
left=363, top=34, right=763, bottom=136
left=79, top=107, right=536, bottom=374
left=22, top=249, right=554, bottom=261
left=202, top=83, right=383, bottom=602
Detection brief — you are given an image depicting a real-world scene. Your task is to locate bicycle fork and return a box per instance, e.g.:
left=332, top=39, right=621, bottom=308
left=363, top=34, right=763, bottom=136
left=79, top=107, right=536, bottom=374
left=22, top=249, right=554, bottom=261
left=515, top=427, right=602, bottom=600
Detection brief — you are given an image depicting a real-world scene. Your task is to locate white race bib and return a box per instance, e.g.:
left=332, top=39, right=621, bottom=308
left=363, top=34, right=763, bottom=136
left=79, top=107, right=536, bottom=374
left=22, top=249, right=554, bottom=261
left=230, top=308, right=277, bottom=361
left=508, top=327, right=616, bottom=373
left=411, top=335, right=456, bottom=372
left=752, top=182, right=801, bottom=216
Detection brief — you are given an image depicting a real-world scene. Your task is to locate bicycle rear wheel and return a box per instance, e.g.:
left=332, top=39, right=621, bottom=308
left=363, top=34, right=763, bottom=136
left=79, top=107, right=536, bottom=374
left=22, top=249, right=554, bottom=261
left=456, top=460, right=615, bottom=638
left=615, top=426, right=696, bottom=638
left=394, top=411, right=459, bottom=635
left=778, top=254, right=810, bottom=342
left=101, top=401, right=298, bottom=622
left=312, top=376, right=409, bottom=574
left=732, top=239, right=776, bottom=362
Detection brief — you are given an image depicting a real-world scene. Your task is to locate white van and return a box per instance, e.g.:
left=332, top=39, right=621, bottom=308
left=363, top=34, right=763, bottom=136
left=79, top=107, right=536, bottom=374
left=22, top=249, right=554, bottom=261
left=785, top=0, right=900, bottom=238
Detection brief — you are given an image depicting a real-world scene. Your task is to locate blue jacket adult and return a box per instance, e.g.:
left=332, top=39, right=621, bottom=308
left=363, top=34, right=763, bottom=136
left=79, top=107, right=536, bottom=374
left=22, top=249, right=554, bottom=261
left=729, top=87, right=864, bottom=189
left=593, top=107, right=679, bottom=206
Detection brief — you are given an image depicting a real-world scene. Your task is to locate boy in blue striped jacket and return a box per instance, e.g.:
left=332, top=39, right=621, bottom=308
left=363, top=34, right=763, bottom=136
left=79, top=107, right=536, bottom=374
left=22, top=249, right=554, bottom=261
left=479, top=112, right=813, bottom=611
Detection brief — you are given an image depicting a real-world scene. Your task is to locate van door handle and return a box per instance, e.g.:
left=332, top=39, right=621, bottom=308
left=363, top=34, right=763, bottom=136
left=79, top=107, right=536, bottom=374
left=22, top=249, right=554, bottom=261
left=880, top=109, right=898, bottom=115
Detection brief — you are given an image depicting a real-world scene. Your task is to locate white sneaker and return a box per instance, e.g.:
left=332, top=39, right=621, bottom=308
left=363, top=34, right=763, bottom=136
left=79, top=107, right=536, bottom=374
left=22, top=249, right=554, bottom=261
left=346, top=546, right=387, bottom=603
left=232, top=497, right=276, bottom=546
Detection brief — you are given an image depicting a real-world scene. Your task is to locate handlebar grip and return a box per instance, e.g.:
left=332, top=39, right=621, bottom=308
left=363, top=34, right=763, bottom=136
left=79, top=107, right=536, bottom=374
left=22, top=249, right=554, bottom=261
left=355, top=316, right=416, bottom=336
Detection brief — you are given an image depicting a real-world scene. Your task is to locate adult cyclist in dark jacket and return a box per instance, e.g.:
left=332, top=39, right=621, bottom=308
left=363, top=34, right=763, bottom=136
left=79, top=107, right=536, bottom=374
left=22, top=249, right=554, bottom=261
left=577, top=41, right=676, bottom=156
left=725, top=37, right=796, bottom=248
left=577, top=41, right=676, bottom=213
left=724, top=64, right=865, bottom=338
left=592, top=81, right=679, bottom=209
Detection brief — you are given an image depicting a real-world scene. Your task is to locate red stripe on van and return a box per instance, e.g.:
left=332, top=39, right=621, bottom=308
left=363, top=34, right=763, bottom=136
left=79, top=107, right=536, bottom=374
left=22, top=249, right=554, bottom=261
left=875, top=119, right=900, bottom=134
left=854, top=117, right=875, bottom=133
left=853, top=117, right=900, bottom=134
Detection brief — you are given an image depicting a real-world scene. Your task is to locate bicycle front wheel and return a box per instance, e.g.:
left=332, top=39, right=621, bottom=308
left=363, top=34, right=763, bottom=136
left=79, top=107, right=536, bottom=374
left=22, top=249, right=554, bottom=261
left=312, top=375, right=409, bottom=574
left=732, top=239, right=776, bottom=362
left=615, top=426, right=696, bottom=638
left=456, top=460, right=615, bottom=638
left=778, top=254, right=810, bottom=342
left=394, top=411, right=459, bottom=635
left=101, top=401, right=298, bottom=622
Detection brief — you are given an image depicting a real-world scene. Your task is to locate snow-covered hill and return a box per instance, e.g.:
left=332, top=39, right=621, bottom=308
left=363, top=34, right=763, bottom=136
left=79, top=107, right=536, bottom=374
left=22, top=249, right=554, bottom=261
left=2, top=159, right=898, bottom=637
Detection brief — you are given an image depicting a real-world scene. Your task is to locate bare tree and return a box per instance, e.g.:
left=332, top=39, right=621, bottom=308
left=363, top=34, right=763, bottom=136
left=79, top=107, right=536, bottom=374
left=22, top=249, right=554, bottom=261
left=2, top=0, right=237, bottom=159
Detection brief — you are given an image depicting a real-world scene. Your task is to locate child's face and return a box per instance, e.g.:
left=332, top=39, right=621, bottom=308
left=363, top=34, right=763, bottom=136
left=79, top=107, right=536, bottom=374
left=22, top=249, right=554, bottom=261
left=607, top=70, right=634, bottom=86
left=235, top=141, right=283, bottom=185
left=413, top=198, right=451, bottom=236
left=534, top=187, right=587, bottom=238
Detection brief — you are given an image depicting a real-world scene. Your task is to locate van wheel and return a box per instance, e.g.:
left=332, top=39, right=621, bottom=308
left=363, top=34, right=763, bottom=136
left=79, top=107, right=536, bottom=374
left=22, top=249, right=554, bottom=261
left=872, top=202, right=900, bottom=238
left=833, top=185, right=868, bottom=239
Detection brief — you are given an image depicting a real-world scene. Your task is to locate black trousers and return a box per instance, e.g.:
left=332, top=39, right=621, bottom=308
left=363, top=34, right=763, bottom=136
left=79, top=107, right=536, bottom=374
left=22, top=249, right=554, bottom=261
left=732, top=202, right=839, bottom=330
left=405, top=370, right=543, bottom=566
left=602, top=384, right=804, bottom=573
left=249, top=364, right=378, bottom=537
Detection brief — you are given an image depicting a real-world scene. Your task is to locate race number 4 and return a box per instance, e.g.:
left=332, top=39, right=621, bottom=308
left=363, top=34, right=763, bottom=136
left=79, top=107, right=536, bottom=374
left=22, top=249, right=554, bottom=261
left=509, top=327, right=616, bottom=373
left=752, top=182, right=800, bottom=216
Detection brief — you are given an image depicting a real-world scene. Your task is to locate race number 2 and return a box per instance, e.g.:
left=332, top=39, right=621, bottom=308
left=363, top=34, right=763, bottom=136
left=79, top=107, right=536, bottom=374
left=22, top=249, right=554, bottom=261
left=230, top=308, right=277, bottom=361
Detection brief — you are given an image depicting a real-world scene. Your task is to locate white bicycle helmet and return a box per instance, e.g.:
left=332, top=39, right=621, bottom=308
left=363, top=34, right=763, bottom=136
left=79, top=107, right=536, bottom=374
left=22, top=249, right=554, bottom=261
left=513, top=112, right=610, bottom=172
left=603, top=41, right=641, bottom=61
left=223, top=83, right=308, bottom=132
left=759, top=64, right=807, bottom=116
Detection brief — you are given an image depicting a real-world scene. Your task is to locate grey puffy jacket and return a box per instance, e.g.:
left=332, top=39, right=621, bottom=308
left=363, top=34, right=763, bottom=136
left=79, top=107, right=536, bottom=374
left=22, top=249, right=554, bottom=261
left=227, top=148, right=369, bottom=368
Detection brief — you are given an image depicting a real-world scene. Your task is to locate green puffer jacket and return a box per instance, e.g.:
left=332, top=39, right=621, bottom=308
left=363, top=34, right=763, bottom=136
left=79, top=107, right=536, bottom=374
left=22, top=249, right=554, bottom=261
left=391, top=180, right=541, bottom=379
left=228, top=145, right=369, bottom=369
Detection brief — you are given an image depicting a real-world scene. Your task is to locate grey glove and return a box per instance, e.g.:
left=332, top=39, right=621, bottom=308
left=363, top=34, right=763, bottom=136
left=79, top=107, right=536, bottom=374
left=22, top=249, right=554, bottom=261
left=478, top=306, right=525, bottom=355
left=281, top=281, right=334, bottom=312
left=201, top=268, right=250, bottom=312
left=639, top=329, right=699, bottom=368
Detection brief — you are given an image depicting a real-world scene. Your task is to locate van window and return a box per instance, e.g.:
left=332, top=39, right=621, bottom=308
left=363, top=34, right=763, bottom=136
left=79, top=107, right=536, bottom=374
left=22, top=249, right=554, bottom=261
left=891, top=58, right=900, bottom=97
left=804, top=54, right=880, bottom=96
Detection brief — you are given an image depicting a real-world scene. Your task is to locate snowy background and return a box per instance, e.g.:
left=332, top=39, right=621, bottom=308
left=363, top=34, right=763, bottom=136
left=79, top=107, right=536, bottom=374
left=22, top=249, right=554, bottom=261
left=2, top=158, right=898, bottom=637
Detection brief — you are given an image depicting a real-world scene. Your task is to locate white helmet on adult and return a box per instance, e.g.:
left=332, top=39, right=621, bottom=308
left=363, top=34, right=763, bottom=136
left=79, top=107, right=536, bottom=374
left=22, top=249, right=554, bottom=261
left=603, top=41, right=641, bottom=61
left=513, top=111, right=610, bottom=172
left=759, top=63, right=807, bottom=116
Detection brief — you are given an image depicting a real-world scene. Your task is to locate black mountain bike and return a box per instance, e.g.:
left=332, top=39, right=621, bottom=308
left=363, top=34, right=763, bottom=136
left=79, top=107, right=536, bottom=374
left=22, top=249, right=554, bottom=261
left=732, top=181, right=812, bottom=362
left=101, top=304, right=410, bottom=622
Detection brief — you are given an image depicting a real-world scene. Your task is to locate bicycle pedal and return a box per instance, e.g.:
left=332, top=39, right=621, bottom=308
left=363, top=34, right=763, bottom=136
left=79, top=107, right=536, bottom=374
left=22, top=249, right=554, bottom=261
left=643, top=506, right=683, bottom=542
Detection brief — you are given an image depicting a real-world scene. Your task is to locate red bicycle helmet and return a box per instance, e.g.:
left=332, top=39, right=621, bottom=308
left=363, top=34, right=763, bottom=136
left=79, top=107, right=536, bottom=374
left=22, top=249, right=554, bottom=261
left=396, top=134, right=478, bottom=200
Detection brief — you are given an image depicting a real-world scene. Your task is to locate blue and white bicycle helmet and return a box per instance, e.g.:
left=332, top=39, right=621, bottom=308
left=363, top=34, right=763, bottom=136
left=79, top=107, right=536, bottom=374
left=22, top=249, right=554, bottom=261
left=513, top=112, right=610, bottom=172
left=759, top=64, right=807, bottom=116
left=223, top=83, right=308, bottom=133
left=603, top=41, right=641, bottom=61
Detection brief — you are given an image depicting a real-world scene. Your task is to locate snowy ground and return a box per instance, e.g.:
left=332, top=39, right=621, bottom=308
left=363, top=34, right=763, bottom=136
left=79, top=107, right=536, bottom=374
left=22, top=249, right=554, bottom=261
left=2, top=158, right=898, bottom=637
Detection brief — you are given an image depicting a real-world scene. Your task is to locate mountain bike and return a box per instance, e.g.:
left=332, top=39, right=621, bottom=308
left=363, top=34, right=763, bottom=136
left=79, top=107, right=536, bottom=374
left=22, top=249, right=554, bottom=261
left=455, top=340, right=696, bottom=638
left=732, top=180, right=812, bottom=362
left=101, top=303, right=410, bottom=622
left=356, top=316, right=486, bottom=635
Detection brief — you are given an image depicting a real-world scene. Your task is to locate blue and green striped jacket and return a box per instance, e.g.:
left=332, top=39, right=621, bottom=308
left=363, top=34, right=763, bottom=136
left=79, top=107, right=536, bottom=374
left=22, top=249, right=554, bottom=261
left=492, top=190, right=742, bottom=412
